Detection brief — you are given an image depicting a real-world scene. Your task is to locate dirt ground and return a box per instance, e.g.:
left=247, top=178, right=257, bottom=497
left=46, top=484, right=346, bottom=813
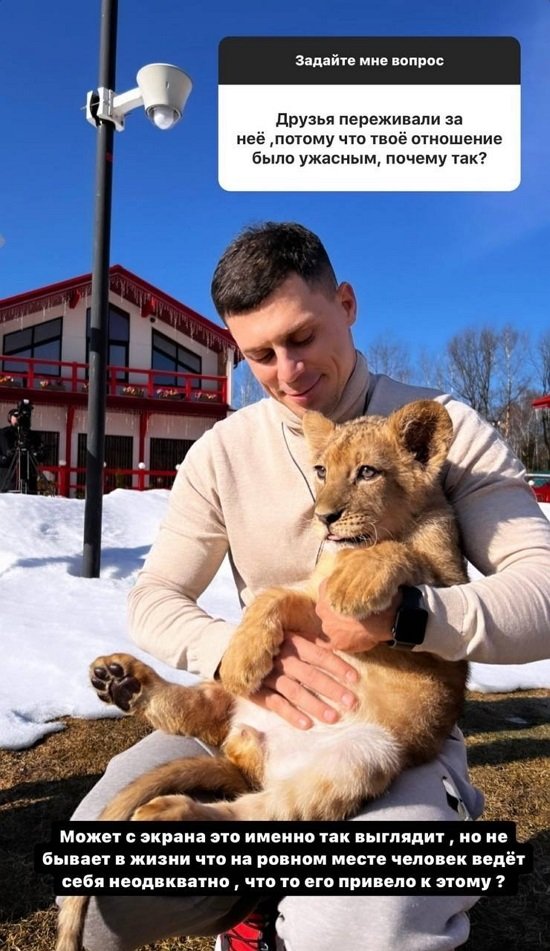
left=0, top=689, right=549, bottom=950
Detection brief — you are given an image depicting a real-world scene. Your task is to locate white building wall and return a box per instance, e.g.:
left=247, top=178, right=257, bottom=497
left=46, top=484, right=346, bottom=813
left=146, top=413, right=214, bottom=441
left=119, top=294, right=221, bottom=386
left=138, top=415, right=215, bottom=468
left=1, top=292, right=225, bottom=383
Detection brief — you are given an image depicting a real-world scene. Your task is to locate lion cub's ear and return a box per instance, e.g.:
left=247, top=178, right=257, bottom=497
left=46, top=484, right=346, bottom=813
left=302, top=411, right=336, bottom=454
left=389, top=400, right=453, bottom=471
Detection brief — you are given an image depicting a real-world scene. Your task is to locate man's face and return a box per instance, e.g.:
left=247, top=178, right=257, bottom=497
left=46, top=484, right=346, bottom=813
left=225, top=274, right=357, bottom=418
left=9, top=414, right=18, bottom=426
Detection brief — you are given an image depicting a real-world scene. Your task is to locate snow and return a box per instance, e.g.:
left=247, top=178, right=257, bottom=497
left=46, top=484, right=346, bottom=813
left=1, top=491, right=549, bottom=751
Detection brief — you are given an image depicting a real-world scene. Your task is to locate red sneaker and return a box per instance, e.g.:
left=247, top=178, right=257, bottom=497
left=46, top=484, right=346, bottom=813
left=215, top=908, right=278, bottom=951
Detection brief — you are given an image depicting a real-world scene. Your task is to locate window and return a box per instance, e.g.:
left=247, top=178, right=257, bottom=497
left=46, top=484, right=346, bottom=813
left=3, top=317, right=62, bottom=375
left=151, top=330, right=201, bottom=387
left=86, top=305, right=130, bottom=382
left=150, top=437, right=194, bottom=488
left=36, top=431, right=59, bottom=466
left=78, top=433, right=134, bottom=489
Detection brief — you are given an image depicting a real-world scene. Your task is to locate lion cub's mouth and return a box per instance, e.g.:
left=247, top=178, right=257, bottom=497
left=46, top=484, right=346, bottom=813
left=325, top=532, right=372, bottom=547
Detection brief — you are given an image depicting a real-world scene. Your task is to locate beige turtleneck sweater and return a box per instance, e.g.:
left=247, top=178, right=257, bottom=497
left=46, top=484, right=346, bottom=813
left=128, top=353, right=550, bottom=679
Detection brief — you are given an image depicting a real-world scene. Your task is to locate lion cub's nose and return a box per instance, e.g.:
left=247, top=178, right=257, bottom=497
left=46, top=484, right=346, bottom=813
left=317, top=508, right=344, bottom=527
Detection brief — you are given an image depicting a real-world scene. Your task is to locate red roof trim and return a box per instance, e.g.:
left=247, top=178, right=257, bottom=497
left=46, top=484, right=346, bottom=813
left=0, top=265, right=239, bottom=357
left=0, top=271, right=92, bottom=310
left=533, top=395, right=550, bottom=409
left=109, top=265, right=232, bottom=345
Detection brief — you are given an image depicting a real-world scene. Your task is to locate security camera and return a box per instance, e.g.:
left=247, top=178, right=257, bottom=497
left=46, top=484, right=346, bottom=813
left=136, top=64, right=193, bottom=130
left=86, top=63, right=192, bottom=132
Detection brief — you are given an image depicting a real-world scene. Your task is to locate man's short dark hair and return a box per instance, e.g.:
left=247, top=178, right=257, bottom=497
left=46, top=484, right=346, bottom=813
left=211, top=222, right=338, bottom=319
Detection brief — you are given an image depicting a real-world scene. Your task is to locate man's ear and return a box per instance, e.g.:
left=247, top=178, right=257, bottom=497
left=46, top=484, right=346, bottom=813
left=389, top=400, right=453, bottom=470
left=302, top=411, right=336, bottom=454
left=336, top=282, right=357, bottom=328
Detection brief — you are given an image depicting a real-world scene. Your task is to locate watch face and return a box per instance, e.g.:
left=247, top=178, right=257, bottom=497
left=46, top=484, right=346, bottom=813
left=391, top=603, right=428, bottom=646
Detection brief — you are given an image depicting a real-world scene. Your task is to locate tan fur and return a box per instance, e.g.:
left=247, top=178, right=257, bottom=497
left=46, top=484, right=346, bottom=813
left=57, top=400, right=468, bottom=950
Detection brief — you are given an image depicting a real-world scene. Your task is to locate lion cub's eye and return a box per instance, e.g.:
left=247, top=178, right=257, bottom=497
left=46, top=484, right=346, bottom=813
left=313, top=465, right=326, bottom=482
left=357, top=465, right=380, bottom=481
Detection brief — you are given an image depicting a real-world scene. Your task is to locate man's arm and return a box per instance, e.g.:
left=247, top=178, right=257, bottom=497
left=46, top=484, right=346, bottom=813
left=420, top=398, right=550, bottom=664
left=0, top=429, right=12, bottom=463
left=128, top=433, right=359, bottom=726
left=128, top=437, right=236, bottom=679
left=315, top=400, right=550, bottom=664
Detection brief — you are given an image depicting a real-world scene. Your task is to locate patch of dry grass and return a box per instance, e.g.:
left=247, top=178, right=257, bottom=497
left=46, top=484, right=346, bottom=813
left=459, top=690, right=550, bottom=950
left=0, top=691, right=548, bottom=950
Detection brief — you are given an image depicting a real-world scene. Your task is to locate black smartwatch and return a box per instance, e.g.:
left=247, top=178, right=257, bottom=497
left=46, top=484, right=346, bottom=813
left=388, top=586, right=428, bottom=650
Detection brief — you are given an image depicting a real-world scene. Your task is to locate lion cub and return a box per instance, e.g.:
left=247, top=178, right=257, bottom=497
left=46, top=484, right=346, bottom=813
left=56, top=399, right=468, bottom=951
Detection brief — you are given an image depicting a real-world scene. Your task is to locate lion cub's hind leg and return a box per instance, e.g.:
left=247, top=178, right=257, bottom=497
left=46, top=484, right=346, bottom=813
left=132, top=720, right=405, bottom=824
left=90, top=652, right=161, bottom=713
left=223, top=719, right=405, bottom=821
left=223, top=723, right=266, bottom=788
left=90, top=652, right=233, bottom=747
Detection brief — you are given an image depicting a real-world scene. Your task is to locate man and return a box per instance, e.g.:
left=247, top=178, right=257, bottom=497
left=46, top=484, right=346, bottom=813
left=70, top=223, right=550, bottom=950
left=0, top=407, right=43, bottom=493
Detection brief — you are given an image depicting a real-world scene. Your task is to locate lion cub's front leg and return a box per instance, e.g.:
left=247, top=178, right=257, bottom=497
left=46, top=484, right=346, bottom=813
left=219, top=589, right=320, bottom=696
left=90, top=653, right=233, bottom=747
left=325, top=542, right=420, bottom=617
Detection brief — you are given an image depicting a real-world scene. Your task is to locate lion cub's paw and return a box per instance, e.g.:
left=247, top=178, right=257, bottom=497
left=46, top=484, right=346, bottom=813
left=218, top=642, right=276, bottom=697
left=219, top=591, right=297, bottom=696
left=326, top=558, right=396, bottom=618
left=131, top=794, right=195, bottom=822
left=90, top=653, right=160, bottom=714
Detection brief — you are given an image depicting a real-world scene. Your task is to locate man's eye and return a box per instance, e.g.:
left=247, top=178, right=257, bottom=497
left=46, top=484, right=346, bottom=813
left=255, top=352, right=273, bottom=364
left=357, top=465, right=380, bottom=481
left=295, top=334, right=314, bottom=347
left=313, top=465, right=326, bottom=481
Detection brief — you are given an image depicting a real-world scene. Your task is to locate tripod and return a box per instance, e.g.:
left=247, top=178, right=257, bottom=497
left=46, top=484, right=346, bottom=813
left=2, top=438, right=41, bottom=494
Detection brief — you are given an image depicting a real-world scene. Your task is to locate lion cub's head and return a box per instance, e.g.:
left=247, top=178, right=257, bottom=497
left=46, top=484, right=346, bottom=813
left=302, top=400, right=453, bottom=546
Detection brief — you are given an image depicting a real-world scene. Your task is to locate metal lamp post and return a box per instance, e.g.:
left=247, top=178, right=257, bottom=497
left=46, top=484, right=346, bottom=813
left=82, top=0, right=192, bottom=578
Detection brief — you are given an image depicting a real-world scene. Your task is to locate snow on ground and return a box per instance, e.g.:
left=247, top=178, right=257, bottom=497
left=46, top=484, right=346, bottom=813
left=1, top=491, right=549, bottom=751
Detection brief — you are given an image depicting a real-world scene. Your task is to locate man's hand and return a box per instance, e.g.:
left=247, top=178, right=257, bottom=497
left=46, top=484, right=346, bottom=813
left=249, top=585, right=402, bottom=730
left=251, top=631, right=359, bottom=730
left=314, top=579, right=401, bottom=653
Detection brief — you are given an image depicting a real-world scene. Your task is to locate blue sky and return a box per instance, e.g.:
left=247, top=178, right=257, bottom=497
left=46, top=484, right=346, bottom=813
left=1, top=0, right=549, bottom=363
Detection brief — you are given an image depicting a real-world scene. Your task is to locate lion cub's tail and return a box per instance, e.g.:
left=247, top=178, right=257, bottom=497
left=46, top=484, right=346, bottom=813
left=56, top=895, right=88, bottom=951
left=56, top=756, right=250, bottom=950
left=100, top=753, right=251, bottom=821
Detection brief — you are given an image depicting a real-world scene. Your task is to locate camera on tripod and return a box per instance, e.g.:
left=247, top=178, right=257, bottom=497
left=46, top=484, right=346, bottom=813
left=0, top=399, right=44, bottom=493
left=13, top=399, right=33, bottom=444
left=14, top=398, right=33, bottom=428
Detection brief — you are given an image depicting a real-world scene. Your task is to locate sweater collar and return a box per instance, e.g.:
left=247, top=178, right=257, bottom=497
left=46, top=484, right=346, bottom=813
left=269, top=351, right=370, bottom=434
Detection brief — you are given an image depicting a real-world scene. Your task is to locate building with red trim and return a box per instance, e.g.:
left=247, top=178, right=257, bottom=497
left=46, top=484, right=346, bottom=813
left=0, top=267, right=240, bottom=495
left=530, top=395, right=550, bottom=502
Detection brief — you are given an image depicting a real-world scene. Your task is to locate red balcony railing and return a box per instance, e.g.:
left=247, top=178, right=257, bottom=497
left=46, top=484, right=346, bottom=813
left=37, top=464, right=179, bottom=497
left=0, top=355, right=227, bottom=404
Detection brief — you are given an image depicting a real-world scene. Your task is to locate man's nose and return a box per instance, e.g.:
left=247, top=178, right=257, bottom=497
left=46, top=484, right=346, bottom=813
left=278, top=354, right=305, bottom=383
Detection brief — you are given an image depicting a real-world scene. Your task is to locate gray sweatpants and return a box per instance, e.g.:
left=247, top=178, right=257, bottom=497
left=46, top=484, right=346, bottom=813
left=67, top=727, right=484, bottom=951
